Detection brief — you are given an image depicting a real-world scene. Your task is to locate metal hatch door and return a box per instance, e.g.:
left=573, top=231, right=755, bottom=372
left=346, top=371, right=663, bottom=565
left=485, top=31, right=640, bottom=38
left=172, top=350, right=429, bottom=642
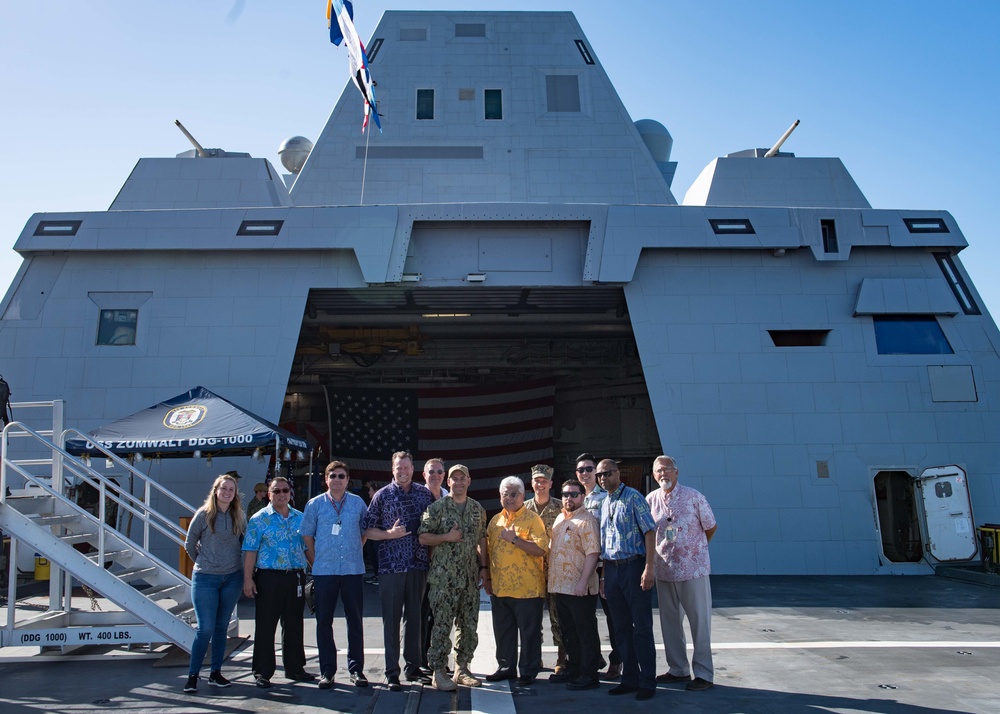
left=917, top=465, right=978, bottom=562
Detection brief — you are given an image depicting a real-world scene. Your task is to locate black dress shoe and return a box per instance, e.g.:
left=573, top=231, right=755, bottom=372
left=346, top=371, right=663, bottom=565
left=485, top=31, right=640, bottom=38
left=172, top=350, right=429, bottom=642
left=350, top=672, right=369, bottom=687
left=286, top=671, right=317, bottom=682
left=549, top=671, right=572, bottom=683
left=404, top=668, right=431, bottom=684
left=516, top=674, right=536, bottom=686
left=655, top=672, right=692, bottom=683
left=636, top=687, right=655, bottom=700
left=485, top=668, right=516, bottom=682
left=387, top=676, right=402, bottom=691
left=608, top=683, right=638, bottom=695
left=566, top=676, right=600, bottom=691
left=686, top=677, right=714, bottom=691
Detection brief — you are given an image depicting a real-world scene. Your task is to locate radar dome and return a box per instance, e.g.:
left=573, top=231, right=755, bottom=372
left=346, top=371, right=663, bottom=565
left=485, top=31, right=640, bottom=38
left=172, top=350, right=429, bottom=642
left=634, top=119, right=673, bottom=162
left=278, top=136, right=314, bottom=174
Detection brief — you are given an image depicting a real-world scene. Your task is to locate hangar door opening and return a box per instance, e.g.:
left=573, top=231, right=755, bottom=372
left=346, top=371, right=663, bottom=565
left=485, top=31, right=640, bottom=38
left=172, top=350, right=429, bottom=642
left=281, top=286, right=659, bottom=504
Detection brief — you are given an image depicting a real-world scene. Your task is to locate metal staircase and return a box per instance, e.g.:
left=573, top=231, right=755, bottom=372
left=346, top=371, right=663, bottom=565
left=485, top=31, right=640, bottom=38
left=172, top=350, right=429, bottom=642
left=1, top=401, right=212, bottom=653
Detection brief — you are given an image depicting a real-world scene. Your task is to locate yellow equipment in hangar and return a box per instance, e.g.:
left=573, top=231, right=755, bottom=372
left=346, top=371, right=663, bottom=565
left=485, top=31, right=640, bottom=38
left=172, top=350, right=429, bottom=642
left=298, top=326, right=423, bottom=357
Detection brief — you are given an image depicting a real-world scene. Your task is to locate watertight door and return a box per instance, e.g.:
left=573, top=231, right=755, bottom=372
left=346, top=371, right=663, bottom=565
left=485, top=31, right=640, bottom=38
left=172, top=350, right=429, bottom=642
left=917, top=465, right=978, bottom=562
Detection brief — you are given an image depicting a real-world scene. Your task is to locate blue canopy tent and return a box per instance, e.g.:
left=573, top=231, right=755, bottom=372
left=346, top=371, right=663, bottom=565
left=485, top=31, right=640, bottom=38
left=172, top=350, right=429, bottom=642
left=64, top=386, right=308, bottom=460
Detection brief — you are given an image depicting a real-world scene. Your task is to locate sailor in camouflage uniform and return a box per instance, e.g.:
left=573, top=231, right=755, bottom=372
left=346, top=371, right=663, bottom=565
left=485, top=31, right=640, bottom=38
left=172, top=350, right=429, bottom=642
left=418, top=464, right=489, bottom=691
left=524, top=464, right=567, bottom=675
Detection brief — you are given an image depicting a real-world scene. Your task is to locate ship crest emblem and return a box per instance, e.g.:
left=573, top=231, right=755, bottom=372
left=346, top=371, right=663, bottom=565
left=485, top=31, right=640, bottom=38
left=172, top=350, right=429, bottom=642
left=163, top=405, right=207, bottom=429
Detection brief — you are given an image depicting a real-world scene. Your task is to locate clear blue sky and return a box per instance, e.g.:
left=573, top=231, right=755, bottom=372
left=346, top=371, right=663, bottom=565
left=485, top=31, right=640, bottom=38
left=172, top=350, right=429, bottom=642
left=2, top=2, right=999, bottom=312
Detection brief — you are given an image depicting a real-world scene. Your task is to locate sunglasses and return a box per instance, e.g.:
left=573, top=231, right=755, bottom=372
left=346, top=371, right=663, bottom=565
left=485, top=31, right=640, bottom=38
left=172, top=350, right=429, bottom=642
left=270, top=488, right=291, bottom=494
left=328, top=473, right=347, bottom=480
left=576, top=466, right=594, bottom=473
left=427, top=469, right=445, bottom=475
left=596, top=471, right=616, bottom=479
left=561, top=491, right=582, bottom=498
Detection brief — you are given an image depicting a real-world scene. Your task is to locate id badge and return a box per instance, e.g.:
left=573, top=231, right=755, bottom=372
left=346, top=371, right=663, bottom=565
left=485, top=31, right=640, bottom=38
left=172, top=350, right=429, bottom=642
left=297, top=583, right=303, bottom=597
left=332, top=523, right=341, bottom=536
left=563, top=532, right=572, bottom=543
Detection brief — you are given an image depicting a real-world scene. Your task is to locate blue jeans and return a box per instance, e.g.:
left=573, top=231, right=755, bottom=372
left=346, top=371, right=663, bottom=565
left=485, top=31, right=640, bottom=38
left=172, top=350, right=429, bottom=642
left=188, top=569, right=243, bottom=675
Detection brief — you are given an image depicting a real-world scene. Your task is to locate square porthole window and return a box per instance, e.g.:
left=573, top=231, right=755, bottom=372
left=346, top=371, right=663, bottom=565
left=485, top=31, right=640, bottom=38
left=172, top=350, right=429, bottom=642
left=97, top=309, right=139, bottom=346
left=545, top=75, right=580, bottom=112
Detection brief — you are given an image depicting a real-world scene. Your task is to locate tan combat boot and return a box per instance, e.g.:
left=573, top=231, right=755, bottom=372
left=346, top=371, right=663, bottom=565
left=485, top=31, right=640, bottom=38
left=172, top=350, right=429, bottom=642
left=434, top=669, right=457, bottom=691
left=452, top=664, right=482, bottom=687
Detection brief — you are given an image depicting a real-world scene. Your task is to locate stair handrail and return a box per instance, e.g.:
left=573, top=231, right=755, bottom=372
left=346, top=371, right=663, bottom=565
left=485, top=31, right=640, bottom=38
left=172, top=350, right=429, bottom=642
left=2, top=422, right=192, bottom=553
left=59, top=428, right=196, bottom=548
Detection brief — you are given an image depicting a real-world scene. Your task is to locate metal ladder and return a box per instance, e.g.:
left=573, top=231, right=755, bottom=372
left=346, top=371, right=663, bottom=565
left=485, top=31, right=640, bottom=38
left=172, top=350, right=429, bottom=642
left=0, top=401, right=213, bottom=652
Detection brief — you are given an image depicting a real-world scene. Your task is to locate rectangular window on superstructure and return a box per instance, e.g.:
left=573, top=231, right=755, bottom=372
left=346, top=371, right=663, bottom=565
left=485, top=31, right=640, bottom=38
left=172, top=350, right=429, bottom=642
left=934, top=252, right=981, bottom=315
left=485, top=89, right=502, bottom=120
left=873, top=315, right=953, bottom=355
left=903, top=217, right=949, bottom=233
left=416, top=89, right=435, bottom=120
left=546, top=75, right=581, bottom=112
left=366, top=38, right=384, bottom=63
left=820, top=219, right=838, bottom=253
left=575, top=40, right=595, bottom=65
left=708, top=218, right=755, bottom=235
left=97, top=309, right=138, bottom=346
left=34, top=220, right=82, bottom=236
left=768, top=330, right=830, bottom=347
left=455, top=23, right=485, bottom=38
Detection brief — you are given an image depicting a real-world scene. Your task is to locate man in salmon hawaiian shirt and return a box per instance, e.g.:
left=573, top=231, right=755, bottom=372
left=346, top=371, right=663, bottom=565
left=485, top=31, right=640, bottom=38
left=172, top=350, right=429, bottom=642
left=547, top=477, right=601, bottom=690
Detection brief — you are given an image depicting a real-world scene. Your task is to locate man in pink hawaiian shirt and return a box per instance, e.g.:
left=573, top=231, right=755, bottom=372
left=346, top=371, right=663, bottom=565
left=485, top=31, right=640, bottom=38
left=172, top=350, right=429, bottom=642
left=645, top=455, right=717, bottom=691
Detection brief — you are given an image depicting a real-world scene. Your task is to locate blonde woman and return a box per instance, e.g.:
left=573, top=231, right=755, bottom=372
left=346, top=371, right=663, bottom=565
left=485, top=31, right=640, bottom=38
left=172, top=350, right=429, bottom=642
left=183, top=474, right=246, bottom=693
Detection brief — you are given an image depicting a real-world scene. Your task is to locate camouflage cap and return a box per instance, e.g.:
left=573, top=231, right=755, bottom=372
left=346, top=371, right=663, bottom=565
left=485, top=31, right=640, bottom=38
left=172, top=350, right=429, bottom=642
left=530, top=464, right=554, bottom=480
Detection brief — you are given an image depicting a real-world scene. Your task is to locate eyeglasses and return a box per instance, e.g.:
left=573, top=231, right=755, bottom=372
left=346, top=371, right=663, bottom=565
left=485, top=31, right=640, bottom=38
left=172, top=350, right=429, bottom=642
left=561, top=491, right=582, bottom=498
left=427, top=469, right=445, bottom=475
left=576, top=466, right=594, bottom=473
left=595, top=471, right=617, bottom=479
left=328, top=473, right=347, bottom=480
left=270, top=488, right=290, bottom=494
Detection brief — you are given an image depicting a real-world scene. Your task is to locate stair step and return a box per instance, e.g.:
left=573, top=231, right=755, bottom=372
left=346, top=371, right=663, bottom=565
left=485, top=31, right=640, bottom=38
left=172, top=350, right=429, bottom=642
left=116, top=566, right=158, bottom=583
left=35, top=514, right=82, bottom=527
left=84, top=549, right=132, bottom=563
left=167, top=602, right=195, bottom=617
left=142, top=584, right=186, bottom=601
left=59, top=533, right=94, bottom=545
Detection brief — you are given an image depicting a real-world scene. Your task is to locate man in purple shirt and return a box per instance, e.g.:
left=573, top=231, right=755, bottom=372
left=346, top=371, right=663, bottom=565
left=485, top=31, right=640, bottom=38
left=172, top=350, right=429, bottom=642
left=362, top=451, right=434, bottom=691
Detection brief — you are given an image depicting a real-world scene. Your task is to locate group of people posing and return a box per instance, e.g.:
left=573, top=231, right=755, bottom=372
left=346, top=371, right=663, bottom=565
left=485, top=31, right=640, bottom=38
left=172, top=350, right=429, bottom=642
left=181, top=451, right=717, bottom=702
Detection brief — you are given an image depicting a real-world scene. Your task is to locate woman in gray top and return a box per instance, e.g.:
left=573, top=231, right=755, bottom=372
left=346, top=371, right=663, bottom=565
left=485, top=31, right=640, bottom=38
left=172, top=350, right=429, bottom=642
left=183, top=474, right=247, bottom=693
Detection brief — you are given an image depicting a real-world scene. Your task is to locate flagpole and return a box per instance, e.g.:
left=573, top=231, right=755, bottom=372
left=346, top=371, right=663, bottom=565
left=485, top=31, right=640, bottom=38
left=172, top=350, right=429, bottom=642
left=360, top=126, right=371, bottom=206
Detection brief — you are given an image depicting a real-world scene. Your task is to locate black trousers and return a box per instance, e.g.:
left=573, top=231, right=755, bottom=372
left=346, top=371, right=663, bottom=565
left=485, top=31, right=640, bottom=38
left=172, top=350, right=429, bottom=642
left=491, top=595, right=543, bottom=677
left=555, top=593, right=600, bottom=679
left=379, top=569, right=427, bottom=678
left=251, top=569, right=306, bottom=679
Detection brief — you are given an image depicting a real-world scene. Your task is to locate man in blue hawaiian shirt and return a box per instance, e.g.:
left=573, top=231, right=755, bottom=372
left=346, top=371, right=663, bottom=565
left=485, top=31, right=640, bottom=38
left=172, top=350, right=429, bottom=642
left=597, top=459, right=657, bottom=701
left=243, top=476, right=313, bottom=689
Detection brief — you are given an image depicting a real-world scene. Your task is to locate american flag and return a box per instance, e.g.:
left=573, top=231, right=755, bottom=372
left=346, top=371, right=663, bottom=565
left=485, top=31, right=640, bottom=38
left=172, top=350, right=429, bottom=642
left=326, top=380, right=554, bottom=508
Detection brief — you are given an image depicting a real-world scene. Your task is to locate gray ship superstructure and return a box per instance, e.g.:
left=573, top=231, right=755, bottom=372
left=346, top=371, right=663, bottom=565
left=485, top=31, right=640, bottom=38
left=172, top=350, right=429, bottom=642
left=1, top=11, right=996, bottom=575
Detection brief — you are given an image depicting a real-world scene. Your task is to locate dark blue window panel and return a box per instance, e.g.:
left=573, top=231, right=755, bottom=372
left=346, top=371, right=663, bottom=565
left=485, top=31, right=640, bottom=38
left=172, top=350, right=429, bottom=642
left=873, top=316, right=953, bottom=355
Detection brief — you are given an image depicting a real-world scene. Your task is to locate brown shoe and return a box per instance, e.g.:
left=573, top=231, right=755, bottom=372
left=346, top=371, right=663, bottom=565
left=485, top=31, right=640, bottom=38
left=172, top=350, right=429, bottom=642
left=604, top=662, right=622, bottom=680
left=434, top=670, right=457, bottom=691
left=686, top=677, right=714, bottom=691
left=453, top=665, right=481, bottom=688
